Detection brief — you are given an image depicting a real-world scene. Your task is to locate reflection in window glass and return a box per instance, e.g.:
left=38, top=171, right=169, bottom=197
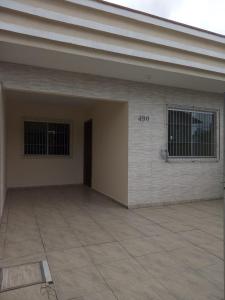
left=24, top=121, right=70, bottom=156
left=168, top=109, right=216, bottom=157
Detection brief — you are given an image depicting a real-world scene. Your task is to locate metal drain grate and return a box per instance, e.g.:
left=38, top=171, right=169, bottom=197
left=0, top=260, right=52, bottom=292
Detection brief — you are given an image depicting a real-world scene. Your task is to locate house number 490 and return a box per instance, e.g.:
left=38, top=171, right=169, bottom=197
left=138, top=115, right=150, bottom=122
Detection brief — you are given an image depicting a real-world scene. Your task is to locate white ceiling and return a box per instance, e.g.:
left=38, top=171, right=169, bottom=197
left=1, top=42, right=225, bottom=93
left=5, top=89, right=99, bottom=107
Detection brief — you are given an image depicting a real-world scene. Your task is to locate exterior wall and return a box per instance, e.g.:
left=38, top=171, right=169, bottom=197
left=1, top=63, right=224, bottom=206
left=0, top=84, right=6, bottom=217
left=91, top=102, right=128, bottom=206
left=0, top=0, right=224, bottom=211
left=6, top=97, right=85, bottom=188
left=128, top=85, right=224, bottom=207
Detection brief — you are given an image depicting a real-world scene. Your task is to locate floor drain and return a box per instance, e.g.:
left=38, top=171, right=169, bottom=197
left=0, top=260, right=52, bottom=292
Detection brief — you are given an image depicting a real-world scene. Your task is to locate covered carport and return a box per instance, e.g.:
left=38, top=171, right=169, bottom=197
left=4, top=89, right=128, bottom=207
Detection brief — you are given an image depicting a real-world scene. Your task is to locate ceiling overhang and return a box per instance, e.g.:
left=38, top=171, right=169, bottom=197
left=0, top=0, right=225, bottom=93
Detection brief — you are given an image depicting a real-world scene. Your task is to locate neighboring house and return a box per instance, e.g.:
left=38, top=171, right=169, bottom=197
left=0, top=0, right=225, bottom=216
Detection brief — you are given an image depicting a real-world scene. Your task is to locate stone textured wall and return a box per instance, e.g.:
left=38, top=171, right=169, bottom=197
left=128, top=83, right=224, bottom=207
left=0, top=62, right=223, bottom=207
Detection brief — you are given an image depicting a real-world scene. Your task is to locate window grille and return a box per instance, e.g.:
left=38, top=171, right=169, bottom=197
left=168, top=108, right=217, bottom=158
left=24, top=121, right=70, bottom=156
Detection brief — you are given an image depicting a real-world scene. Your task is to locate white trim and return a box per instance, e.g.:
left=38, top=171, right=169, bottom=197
left=1, top=22, right=225, bottom=74
left=1, top=0, right=225, bottom=60
left=67, top=0, right=225, bottom=44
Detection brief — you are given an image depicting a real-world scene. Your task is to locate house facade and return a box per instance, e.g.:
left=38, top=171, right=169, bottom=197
left=0, top=0, right=225, bottom=215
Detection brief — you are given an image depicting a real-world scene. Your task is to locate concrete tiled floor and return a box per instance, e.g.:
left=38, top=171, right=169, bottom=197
left=0, top=186, right=223, bottom=300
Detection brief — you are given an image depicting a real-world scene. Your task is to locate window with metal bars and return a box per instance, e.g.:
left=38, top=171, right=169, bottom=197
left=24, top=121, right=70, bottom=156
left=168, top=108, right=217, bottom=158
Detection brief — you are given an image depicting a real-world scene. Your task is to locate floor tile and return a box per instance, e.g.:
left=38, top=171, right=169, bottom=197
left=160, top=220, right=194, bottom=233
left=97, top=258, right=177, bottom=300
left=136, top=251, right=187, bottom=279
left=120, top=236, right=162, bottom=257
left=160, top=267, right=223, bottom=300
left=70, top=289, right=117, bottom=300
left=5, top=226, right=41, bottom=243
left=2, top=186, right=223, bottom=300
left=41, top=227, right=81, bottom=252
left=73, top=225, right=115, bottom=246
left=47, top=247, right=92, bottom=271
left=107, top=281, right=165, bottom=300
left=169, top=245, right=222, bottom=270
left=97, top=257, right=151, bottom=285
left=0, top=284, right=57, bottom=300
left=3, top=238, right=44, bottom=259
left=85, top=242, right=130, bottom=265
left=126, top=218, right=171, bottom=237
left=198, top=262, right=224, bottom=290
left=102, top=222, right=143, bottom=241
left=150, top=232, right=191, bottom=251
left=54, top=265, right=107, bottom=300
left=134, top=208, right=173, bottom=224
left=180, top=229, right=221, bottom=247
left=199, top=239, right=224, bottom=259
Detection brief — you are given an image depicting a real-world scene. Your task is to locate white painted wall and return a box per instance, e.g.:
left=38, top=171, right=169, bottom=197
left=0, top=84, right=6, bottom=217
left=6, top=97, right=85, bottom=188
left=91, top=102, right=128, bottom=206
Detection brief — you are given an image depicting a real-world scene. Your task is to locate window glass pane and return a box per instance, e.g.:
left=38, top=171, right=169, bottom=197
left=48, top=123, right=70, bottom=155
left=24, top=121, right=70, bottom=156
left=168, top=109, right=216, bottom=158
left=24, top=122, right=47, bottom=155
left=168, top=110, right=192, bottom=157
left=191, top=112, right=215, bottom=157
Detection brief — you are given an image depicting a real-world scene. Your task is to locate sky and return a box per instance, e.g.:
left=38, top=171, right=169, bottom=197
left=104, top=0, right=225, bottom=35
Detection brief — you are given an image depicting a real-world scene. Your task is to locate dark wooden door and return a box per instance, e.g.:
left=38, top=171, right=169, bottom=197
left=83, top=119, right=92, bottom=187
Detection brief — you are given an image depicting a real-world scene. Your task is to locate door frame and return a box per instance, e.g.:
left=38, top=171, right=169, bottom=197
left=83, top=119, right=92, bottom=187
